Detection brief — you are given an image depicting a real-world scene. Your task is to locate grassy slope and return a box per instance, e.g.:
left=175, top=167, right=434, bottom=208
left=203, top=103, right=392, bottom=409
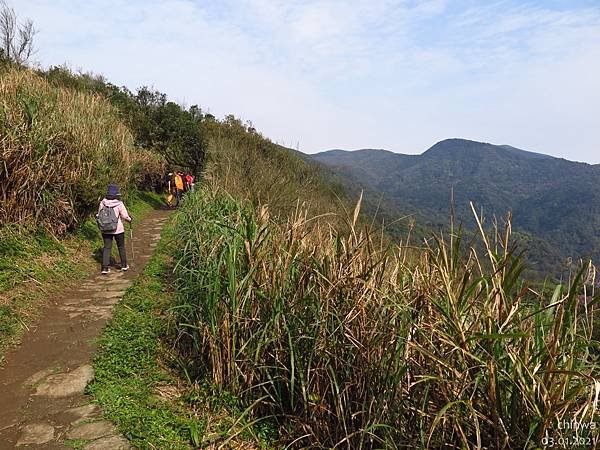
left=0, top=191, right=162, bottom=363
left=167, top=186, right=600, bottom=448
left=0, top=66, right=163, bottom=230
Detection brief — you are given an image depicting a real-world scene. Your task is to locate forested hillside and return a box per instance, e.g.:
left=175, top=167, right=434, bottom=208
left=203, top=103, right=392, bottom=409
left=310, top=138, right=600, bottom=277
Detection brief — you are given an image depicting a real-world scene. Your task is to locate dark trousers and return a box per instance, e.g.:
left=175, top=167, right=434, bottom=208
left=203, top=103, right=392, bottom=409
left=102, top=232, right=126, bottom=269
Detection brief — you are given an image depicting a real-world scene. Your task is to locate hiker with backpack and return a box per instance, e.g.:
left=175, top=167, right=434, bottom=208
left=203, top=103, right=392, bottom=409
left=96, top=184, right=133, bottom=275
left=172, top=172, right=185, bottom=205
left=166, top=172, right=184, bottom=207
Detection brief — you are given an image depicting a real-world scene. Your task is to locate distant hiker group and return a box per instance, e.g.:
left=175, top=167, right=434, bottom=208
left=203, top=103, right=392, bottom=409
left=94, top=171, right=196, bottom=274
left=96, top=184, right=133, bottom=275
left=165, top=171, right=195, bottom=207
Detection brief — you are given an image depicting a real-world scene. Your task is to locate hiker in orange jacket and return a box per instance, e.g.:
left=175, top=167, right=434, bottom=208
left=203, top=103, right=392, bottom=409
left=174, top=172, right=185, bottom=202
left=166, top=172, right=185, bottom=206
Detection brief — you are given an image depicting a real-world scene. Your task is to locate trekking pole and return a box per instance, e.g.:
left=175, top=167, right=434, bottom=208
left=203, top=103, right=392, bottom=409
left=130, top=221, right=135, bottom=263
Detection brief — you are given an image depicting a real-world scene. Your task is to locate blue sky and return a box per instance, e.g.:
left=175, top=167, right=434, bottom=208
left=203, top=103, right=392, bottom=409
left=15, top=0, right=600, bottom=162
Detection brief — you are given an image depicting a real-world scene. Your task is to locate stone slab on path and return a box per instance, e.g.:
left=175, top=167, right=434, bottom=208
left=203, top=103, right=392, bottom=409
left=0, top=209, right=171, bottom=449
left=15, top=423, right=54, bottom=446
left=24, top=367, right=55, bottom=386
left=34, top=364, right=94, bottom=398
left=64, top=403, right=100, bottom=422
left=66, top=420, right=116, bottom=440
left=84, top=435, right=131, bottom=450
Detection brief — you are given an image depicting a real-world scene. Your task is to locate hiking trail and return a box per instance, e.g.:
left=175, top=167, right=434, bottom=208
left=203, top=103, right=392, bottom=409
left=0, top=208, right=171, bottom=449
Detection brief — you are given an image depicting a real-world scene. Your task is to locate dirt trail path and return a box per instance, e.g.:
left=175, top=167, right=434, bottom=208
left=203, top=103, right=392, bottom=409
left=0, top=208, right=171, bottom=449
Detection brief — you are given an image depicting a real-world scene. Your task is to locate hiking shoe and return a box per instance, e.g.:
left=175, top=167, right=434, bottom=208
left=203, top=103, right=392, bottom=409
left=101, top=268, right=110, bottom=275
left=121, top=265, right=129, bottom=272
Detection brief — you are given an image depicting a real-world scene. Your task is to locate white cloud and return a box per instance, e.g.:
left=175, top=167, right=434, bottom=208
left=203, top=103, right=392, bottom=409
left=10, top=0, right=600, bottom=163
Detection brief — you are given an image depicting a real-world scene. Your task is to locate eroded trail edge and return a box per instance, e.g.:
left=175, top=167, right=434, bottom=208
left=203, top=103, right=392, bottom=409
left=0, top=209, right=170, bottom=449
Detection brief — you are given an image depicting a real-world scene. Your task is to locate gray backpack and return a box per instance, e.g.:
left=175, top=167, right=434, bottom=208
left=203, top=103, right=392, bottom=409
left=97, top=205, right=119, bottom=232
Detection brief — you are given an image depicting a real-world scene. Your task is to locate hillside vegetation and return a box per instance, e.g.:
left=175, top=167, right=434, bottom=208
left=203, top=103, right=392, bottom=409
left=170, top=182, right=599, bottom=448
left=204, top=116, right=347, bottom=222
left=0, top=63, right=167, bottom=359
left=162, top=132, right=599, bottom=447
left=36, top=60, right=596, bottom=450
left=1, top=31, right=597, bottom=448
left=310, top=139, right=600, bottom=278
left=0, top=65, right=163, bottom=232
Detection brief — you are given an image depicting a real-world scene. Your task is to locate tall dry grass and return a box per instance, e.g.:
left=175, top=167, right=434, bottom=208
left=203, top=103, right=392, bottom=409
left=0, top=66, right=162, bottom=232
left=171, top=185, right=599, bottom=448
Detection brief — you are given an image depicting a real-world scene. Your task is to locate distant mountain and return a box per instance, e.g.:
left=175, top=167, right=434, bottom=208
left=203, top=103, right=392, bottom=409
left=309, top=139, right=600, bottom=278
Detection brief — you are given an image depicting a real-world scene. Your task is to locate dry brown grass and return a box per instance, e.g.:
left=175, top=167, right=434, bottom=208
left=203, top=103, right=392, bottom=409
left=0, top=67, right=162, bottom=232
left=171, top=185, right=599, bottom=448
